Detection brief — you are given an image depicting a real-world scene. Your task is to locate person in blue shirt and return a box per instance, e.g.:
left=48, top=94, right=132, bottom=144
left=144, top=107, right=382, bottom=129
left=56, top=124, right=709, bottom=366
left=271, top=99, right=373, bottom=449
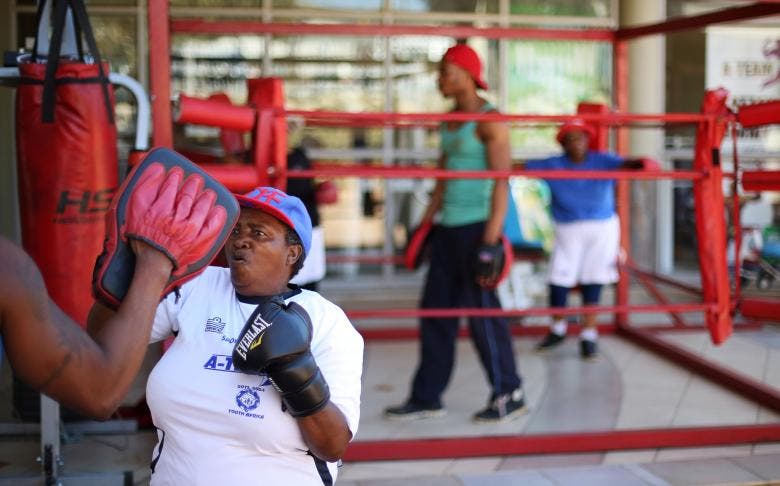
left=523, top=120, right=650, bottom=359
left=384, top=43, right=526, bottom=423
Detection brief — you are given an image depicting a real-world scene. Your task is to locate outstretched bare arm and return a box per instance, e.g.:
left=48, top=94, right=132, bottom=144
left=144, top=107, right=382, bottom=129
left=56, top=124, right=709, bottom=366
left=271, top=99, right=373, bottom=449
left=0, top=236, right=171, bottom=419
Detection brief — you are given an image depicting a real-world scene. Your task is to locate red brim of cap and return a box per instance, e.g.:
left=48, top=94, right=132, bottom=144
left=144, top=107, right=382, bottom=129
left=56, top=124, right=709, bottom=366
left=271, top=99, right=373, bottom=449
left=475, top=78, right=488, bottom=90
left=234, top=194, right=296, bottom=230
left=556, top=125, right=596, bottom=144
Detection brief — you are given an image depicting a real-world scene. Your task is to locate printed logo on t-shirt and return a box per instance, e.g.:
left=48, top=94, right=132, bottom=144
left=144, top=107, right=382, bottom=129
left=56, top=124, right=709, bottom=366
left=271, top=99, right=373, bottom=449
left=203, top=355, right=273, bottom=387
left=203, top=354, right=238, bottom=372
left=205, top=317, right=226, bottom=333
left=235, top=387, right=260, bottom=412
left=230, top=385, right=265, bottom=419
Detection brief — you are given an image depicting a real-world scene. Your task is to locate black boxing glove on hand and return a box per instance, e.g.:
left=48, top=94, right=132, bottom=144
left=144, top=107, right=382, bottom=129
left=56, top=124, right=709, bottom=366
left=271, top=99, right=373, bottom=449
left=232, top=298, right=330, bottom=417
left=474, top=242, right=505, bottom=284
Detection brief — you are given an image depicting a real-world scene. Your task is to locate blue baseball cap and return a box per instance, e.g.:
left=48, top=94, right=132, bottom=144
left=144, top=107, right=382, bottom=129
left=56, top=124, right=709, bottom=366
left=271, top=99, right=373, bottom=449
left=234, top=186, right=312, bottom=255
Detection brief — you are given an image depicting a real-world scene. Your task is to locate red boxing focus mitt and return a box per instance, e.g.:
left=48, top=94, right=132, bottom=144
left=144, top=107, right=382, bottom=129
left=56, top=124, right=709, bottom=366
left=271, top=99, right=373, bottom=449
left=92, top=147, right=240, bottom=309
left=404, top=220, right=435, bottom=270
left=640, top=157, right=661, bottom=171
left=315, top=180, right=338, bottom=205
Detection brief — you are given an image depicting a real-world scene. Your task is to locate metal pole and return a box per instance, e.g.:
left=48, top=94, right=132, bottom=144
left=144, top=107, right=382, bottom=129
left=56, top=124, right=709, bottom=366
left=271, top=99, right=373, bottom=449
left=39, top=396, right=61, bottom=485
left=148, top=0, right=173, bottom=148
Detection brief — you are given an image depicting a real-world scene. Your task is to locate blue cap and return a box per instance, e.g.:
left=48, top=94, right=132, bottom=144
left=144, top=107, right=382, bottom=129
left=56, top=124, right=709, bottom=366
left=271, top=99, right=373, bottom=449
left=234, top=187, right=312, bottom=255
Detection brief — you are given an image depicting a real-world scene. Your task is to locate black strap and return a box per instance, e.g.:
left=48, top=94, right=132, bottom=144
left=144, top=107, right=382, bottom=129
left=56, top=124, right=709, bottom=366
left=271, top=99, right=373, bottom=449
left=17, top=76, right=107, bottom=85
left=40, top=0, right=67, bottom=123
left=235, top=286, right=302, bottom=305
left=39, top=0, right=114, bottom=124
left=68, top=0, right=113, bottom=123
left=306, top=451, right=334, bottom=486
left=150, top=428, right=165, bottom=473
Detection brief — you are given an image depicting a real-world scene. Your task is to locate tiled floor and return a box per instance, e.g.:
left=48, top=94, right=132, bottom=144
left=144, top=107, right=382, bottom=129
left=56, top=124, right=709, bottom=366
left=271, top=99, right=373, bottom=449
left=0, top=271, right=779, bottom=485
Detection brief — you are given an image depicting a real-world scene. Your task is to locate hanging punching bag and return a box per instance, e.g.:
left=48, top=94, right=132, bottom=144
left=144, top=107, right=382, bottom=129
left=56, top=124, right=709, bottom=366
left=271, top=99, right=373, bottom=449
left=15, top=0, right=118, bottom=326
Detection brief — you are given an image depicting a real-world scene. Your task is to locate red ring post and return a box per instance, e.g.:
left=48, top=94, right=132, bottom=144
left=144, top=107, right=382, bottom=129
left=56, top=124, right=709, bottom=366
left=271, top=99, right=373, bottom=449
left=693, top=88, right=733, bottom=345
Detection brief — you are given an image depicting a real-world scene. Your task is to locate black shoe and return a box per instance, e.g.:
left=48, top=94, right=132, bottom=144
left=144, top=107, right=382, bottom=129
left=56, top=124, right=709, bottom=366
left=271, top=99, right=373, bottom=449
left=384, top=401, right=446, bottom=421
left=473, top=388, right=528, bottom=423
left=536, top=332, right=566, bottom=351
left=580, top=339, right=598, bottom=360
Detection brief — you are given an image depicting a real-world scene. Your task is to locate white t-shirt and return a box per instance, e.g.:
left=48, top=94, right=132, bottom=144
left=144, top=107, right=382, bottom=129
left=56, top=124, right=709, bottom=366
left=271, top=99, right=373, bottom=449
left=146, top=266, right=363, bottom=485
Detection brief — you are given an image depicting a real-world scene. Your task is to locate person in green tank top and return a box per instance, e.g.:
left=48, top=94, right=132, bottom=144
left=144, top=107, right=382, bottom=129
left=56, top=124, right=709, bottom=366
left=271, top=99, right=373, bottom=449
left=385, top=43, right=526, bottom=423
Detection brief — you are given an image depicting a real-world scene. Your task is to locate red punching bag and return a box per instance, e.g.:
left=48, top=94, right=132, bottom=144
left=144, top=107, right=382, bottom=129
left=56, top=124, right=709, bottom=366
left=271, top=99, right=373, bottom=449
left=15, top=0, right=118, bottom=326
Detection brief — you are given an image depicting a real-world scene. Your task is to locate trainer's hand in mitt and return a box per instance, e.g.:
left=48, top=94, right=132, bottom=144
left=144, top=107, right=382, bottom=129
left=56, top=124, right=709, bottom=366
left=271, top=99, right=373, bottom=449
left=474, top=236, right=513, bottom=288
left=93, top=148, right=240, bottom=309
left=232, top=298, right=330, bottom=417
left=639, top=157, right=661, bottom=171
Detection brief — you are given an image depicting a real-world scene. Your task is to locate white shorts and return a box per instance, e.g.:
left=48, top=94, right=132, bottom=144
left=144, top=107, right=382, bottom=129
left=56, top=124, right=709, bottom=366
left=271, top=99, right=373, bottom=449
left=291, top=226, right=326, bottom=286
left=548, top=215, right=620, bottom=288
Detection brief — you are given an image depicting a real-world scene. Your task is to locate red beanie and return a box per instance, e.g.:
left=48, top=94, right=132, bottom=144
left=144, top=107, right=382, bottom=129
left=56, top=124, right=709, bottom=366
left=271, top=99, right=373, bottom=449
left=556, top=120, right=596, bottom=145
left=442, top=44, right=488, bottom=90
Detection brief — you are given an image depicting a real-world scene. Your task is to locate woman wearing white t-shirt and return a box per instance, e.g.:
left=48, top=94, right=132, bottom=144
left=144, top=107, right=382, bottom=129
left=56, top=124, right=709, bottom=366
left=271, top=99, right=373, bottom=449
left=89, top=187, right=363, bottom=485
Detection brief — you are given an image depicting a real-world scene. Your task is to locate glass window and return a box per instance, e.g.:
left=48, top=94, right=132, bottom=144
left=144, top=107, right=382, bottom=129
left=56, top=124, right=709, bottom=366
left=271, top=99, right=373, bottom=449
left=86, top=0, right=138, bottom=5
left=510, top=0, right=611, bottom=18
left=171, top=34, right=267, bottom=101
left=17, top=0, right=141, bottom=4
left=392, top=0, right=498, bottom=14
left=92, top=15, right=137, bottom=77
left=90, top=15, right=139, bottom=158
left=667, top=0, right=745, bottom=18
left=506, top=40, right=612, bottom=151
left=270, top=35, right=386, bottom=148
left=171, top=0, right=263, bottom=6
left=272, top=0, right=382, bottom=10
left=14, top=13, right=136, bottom=75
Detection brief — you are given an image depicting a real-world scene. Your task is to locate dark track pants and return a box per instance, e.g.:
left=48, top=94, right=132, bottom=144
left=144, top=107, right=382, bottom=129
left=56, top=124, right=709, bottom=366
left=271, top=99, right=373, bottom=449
left=410, top=222, right=522, bottom=406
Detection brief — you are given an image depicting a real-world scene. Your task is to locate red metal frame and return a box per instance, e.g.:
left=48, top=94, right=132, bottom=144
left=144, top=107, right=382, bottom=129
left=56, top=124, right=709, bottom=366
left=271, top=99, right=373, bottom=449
left=615, top=3, right=780, bottom=40
left=357, top=322, right=765, bottom=342
left=344, top=425, right=780, bottom=461
left=626, top=263, right=703, bottom=296
left=284, top=109, right=711, bottom=125
left=171, top=20, right=614, bottom=41
left=742, top=170, right=780, bottom=192
left=613, top=39, right=630, bottom=328
left=290, top=165, right=700, bottom=181
left=741, top=298, right=780, bottom=321
left=148, top=0, right=173, bottom=148
left=618, top=325, right=780, bottom=411
left=147, top=1, right=780, bottom=461
left=630, top=268, right=689, bottom=328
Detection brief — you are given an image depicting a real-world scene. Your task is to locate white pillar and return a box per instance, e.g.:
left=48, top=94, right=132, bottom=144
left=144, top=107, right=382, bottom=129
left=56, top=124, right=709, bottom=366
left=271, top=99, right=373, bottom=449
left=620, top=0, right=670, bottom=272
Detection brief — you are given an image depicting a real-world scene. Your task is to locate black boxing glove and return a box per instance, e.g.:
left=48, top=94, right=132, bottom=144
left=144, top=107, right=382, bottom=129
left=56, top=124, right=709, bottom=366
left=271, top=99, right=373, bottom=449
left=474, top=241, right=506, bottom=284
left=232, top=297, right=330, bottom=417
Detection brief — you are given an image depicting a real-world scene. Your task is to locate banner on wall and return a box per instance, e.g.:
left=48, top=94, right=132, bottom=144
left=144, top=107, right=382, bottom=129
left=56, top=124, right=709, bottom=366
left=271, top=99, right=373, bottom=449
left=706, top=27, right=780, bottom=154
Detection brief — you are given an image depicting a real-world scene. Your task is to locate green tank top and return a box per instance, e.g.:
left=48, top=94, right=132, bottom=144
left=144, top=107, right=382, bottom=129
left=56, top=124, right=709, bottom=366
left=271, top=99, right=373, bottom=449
left=439, top=103, right=495, bottom=227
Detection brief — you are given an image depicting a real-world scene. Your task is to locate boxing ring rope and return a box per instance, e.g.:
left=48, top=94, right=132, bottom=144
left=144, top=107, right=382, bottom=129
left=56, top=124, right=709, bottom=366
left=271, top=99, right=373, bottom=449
left=174, top=100, right=724, bottom=333
left=730, top=123, right=744, bottom=311
left=345, top=303, right=715, bottom=320
left=147, top=0, right=780, bottom=460
left=289, top=165, right=703, bottom=180
left=175, top=95, right=780, bottom=431
left=183, top=96, right=780, bottom=459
